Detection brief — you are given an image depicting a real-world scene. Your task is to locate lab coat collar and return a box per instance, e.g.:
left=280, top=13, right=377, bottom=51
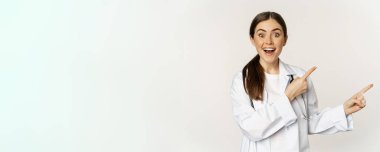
left=279, top=59, right=296, bottom=77
left=279, top=59, right=309, bottom=116
left=278, top=59, right=296, bottom=93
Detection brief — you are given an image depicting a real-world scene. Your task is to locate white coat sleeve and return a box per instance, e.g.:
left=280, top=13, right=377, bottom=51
left=230, top=72, right=297, bottom=142
left=306, top=78, right=354, bottom=134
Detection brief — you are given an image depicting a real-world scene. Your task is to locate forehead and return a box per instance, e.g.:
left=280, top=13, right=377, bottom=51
left=255, top=19, right=283, bottom=32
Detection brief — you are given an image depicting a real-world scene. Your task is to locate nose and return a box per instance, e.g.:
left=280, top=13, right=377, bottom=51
left=264, top=35, right=273, bottom=45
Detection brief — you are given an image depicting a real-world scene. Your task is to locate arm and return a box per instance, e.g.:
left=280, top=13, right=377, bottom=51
left=306, top=79, right=354, bottom=134
left=230, top=73, right=297, bottom=141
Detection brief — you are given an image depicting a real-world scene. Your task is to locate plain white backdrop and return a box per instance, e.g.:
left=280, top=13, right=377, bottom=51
left=0, top=0, right=379, bottom=152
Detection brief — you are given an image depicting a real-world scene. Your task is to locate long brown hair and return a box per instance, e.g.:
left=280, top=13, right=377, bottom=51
left=243, top=11, right=288, bottom=101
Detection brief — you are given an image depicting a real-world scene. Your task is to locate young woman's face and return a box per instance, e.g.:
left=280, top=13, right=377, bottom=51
left=251, top=19, right=287, bottom=65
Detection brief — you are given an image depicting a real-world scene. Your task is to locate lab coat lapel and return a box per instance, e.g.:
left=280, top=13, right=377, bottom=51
left=279, top=59, right=292, bottom=93
left=279, top=59, right=308, bottom=116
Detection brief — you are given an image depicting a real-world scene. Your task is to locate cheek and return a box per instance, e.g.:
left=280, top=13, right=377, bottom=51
left=275, top=39, right=286, bottom=47
left=276, top=45, right=284, bottom=53
left=253, top=39, right=264, bottom=48
left=276, top=43, right=284, bottom=48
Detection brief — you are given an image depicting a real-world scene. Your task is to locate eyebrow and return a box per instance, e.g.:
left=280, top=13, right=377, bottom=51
left=256, top=28, right=282, bottom=32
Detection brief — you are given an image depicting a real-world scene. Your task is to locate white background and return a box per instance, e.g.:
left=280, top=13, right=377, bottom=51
left=1, top=0, right=379, bottom=152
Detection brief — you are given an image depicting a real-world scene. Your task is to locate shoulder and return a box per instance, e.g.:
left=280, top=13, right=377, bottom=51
left=232, top=71, right=243, bottom=86
left=233, top=71, right=243, bottom=79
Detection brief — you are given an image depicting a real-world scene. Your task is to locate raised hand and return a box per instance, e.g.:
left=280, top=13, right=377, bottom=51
left=285, top=66, right=317, bottom=101
left=344, top=84, right=374, bottom=115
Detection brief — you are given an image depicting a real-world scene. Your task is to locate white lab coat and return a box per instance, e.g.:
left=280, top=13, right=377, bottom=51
left=230, top=60, right=353, bottom=152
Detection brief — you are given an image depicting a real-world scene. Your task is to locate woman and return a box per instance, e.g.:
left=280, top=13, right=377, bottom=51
left=230, top=11, right=373, bottom=152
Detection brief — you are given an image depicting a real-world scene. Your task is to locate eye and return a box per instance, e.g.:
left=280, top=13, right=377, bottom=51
left=274, top=33, right=281, bottom=37
left=258, top=33, right=264, bottom=38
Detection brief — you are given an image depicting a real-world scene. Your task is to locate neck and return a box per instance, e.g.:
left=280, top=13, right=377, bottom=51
left=260, top=59, right=279, bottom=74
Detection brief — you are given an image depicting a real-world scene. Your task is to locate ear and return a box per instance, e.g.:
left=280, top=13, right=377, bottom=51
left=283, top=37, right=288, bottom=46
left=250, top=37, right=255, bottom=45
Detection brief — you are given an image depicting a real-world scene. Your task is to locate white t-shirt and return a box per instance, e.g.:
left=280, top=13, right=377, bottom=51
left=264, top=72, right=297, bottom=151
left=264, top=72, right=282, bottom=102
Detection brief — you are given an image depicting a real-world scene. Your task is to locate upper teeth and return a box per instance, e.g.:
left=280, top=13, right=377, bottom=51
left=264, top=48, right=274, bottom=51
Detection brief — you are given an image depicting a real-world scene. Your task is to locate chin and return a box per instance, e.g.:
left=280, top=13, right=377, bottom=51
left=261, top=56, right=279, bottom=64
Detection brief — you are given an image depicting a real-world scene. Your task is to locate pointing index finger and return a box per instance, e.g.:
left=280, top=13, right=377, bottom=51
left=359, top=84, right=374, bottom=95
left=302, top=66, right=317, bottom=79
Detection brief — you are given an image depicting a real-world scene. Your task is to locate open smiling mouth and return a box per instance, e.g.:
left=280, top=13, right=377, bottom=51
left=263, top=48, right=276, bottom=55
